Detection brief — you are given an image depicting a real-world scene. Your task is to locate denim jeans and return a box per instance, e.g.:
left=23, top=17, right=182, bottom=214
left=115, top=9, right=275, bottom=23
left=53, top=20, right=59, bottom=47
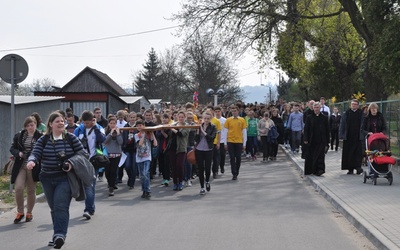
left=124, top=152, right=137, bottom=187
left=84, top=168, right=98, bottom=214
left=246, top=136, right=258, bottom=157
left=137, top=160, right=151, bottom=193
left=184, top=147, right=193, bottom=182
left=40, top=173, right=72, bottom=240
left=291, top=130, right=302, bottom=152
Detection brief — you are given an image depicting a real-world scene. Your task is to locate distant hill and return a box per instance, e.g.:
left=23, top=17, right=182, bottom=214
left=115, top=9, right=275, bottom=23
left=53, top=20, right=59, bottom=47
left=241, top=84, right=277, bottom=104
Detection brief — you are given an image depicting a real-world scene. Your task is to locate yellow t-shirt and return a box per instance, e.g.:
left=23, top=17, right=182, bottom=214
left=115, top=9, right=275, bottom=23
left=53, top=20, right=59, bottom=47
left=210, top=117, right=222, bottom=145
left=224, top=116, right=247, bottom=143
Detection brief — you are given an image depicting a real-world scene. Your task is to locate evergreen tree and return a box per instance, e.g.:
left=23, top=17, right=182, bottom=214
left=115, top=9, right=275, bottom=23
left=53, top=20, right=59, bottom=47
left=134, top=48, right=161, bottom=98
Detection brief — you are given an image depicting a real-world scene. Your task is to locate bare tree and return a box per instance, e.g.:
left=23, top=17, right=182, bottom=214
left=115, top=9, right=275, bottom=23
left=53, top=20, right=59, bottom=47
left=180, top=32, right=243, bottom=104
left=30, top=78, right=58, bottom=92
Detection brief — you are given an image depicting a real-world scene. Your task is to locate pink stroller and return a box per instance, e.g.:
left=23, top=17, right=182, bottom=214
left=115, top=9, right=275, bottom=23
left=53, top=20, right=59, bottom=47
left=363, top=133, right=396, bottom=185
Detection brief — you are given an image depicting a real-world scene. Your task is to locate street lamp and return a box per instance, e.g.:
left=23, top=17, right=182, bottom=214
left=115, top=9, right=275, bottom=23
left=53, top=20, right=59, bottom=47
left=260, top=84, right=272, bottom=104
left=206, top=88, right=225, bottom=106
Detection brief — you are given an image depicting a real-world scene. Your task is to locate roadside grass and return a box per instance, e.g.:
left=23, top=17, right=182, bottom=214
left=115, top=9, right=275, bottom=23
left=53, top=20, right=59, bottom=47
left=0, top=175, right=43, bottom=205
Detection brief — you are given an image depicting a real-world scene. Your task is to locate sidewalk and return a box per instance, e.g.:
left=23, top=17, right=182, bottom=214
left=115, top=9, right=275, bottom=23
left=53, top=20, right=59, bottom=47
left=283, top=146, right=400, bottom=250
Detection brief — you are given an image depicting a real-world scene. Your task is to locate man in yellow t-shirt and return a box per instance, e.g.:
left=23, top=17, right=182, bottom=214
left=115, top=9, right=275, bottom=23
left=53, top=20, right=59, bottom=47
left=224, top=105, right=247, bottom=180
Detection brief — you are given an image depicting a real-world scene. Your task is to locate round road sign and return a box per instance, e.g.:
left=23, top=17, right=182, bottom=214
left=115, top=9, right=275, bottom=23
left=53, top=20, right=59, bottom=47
left=0, top=54, right=29, bottom=84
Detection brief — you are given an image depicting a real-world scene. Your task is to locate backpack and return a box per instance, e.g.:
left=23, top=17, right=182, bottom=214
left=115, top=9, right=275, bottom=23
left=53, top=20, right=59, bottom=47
left=41, top=132, right=75, bottom=152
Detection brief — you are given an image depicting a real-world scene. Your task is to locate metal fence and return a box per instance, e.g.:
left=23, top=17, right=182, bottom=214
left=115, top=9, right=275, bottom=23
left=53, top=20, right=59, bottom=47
left=332, top=100, right=400, bottom=158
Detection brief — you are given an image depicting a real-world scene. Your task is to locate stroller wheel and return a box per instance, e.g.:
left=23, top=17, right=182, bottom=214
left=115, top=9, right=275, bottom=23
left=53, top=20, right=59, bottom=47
left=363, top=171, right=367, bottom=183
left=373, top=177, right=377, bottom=185
left=388, top=177, right=393, bottom=185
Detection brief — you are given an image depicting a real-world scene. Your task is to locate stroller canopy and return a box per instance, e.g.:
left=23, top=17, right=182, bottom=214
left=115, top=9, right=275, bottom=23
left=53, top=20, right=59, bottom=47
left=367, top=132, right=390, bottom=151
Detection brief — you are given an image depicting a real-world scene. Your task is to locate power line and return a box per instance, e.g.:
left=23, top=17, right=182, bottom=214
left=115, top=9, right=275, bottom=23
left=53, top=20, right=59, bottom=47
left=25, top=53, right=146, bottom=58
left=0, top=25, right=180, bottom=52
left=238, top=70, right=259, bottom=78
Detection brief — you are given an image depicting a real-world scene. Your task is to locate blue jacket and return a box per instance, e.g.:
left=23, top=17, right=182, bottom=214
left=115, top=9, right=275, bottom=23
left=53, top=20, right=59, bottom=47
left=74, top=123, right=106, bottom=157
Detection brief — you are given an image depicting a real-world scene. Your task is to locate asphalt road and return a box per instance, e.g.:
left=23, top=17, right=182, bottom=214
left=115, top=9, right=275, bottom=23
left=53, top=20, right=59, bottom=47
left=0, top=150, right=375, bottom=250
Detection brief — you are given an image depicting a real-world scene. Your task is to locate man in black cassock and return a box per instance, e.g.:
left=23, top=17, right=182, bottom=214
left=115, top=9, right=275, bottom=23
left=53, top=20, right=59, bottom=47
left=303, top=102, right=330, bottom=176
left=339, top=99, right=364, bottom=174
left=301, top=100, right=315, bottom=159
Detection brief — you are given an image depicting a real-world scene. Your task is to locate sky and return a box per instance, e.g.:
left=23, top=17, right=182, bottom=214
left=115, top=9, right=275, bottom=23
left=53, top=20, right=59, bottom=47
left=0, top=0, right=281, bottom=94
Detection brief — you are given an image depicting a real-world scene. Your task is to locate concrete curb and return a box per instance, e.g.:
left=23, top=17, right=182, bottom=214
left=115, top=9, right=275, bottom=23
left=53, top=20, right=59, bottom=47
left=0, top=193, right=46, bottom=217
left=281, top=146, right=398, bottom=250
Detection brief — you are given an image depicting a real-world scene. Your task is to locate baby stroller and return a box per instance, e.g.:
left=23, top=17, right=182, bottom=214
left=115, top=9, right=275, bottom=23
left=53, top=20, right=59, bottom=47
left=363, top=133, right=396, bottom=185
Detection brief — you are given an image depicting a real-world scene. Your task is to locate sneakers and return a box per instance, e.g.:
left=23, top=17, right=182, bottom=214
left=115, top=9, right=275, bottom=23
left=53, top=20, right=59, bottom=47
left=232, top=175, right=238, bottom=180
left=173, top=184, right=178, bottom=191
left=109, top=187, right=114, bottom=196
left=53, top=236, right=65, bottom=249
left=83, top=211, right=91, bottom=220
left=162, top=179, right=168, bottom=186
left=178, top=183, right=183, bottom=191
left=213, top=173, right=218, bottom=179
left=14, top=213, right=24, bottom=224
left=252, top=156, right=257, bottom=161
left=206, top=182, right=211, bottom=192
left=25, top=213, right=33, bottom=222
left=141, top=192, right=151, bottom=199
left=200, top=189, right=206, bottom=195
left=185, top=180, right=192, bottom=187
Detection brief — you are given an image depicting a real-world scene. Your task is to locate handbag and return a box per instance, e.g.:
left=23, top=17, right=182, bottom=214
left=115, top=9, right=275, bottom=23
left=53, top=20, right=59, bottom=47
left=4, top=156, right=15, bottom=175
left=89, top=148, right=110, bottom=169
left=187, top=148, right=196, bottom=165
left=90, top=154, right=110, bottom=169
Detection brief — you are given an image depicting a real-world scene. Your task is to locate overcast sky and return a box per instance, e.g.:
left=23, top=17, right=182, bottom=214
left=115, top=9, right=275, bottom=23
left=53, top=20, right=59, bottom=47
left=1, top=0, right=280, bottom=91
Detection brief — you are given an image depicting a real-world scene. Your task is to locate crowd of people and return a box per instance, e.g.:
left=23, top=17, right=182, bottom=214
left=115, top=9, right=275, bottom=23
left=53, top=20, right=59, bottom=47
left=8, top=97, right=386, bottom=249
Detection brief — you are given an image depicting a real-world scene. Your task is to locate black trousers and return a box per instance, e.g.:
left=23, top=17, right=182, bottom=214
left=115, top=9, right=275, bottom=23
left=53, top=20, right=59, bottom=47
left=270, top=142, right=278, bottom=157
left=158, top=151, right=170, bottom=180
left=227, top=143, right=243, bottom=176
left=260, top=136, right=270, bottom=159
left=195, top=150, right=213, bottom=188
left=219, top=143, right=226, bottom=173
left=106, top=157, right=120, bottom=188
left=212, top=144, right=220, bottom=175
left=330, top=130, right=339, bottom=150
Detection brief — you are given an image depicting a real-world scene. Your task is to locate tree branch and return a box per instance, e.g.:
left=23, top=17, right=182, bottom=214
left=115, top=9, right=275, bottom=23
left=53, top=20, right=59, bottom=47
left=300, top=9, right=344, bottom=19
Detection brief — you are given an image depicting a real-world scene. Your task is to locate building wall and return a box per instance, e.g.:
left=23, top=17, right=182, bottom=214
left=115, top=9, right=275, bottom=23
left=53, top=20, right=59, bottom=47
left=70, top=102, right=107, bottom=118
left=0, top=100, right=61, bottom=173
left=63, top=72, right=109, bottom=93
left=108, top=95, right=126, bottom=115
